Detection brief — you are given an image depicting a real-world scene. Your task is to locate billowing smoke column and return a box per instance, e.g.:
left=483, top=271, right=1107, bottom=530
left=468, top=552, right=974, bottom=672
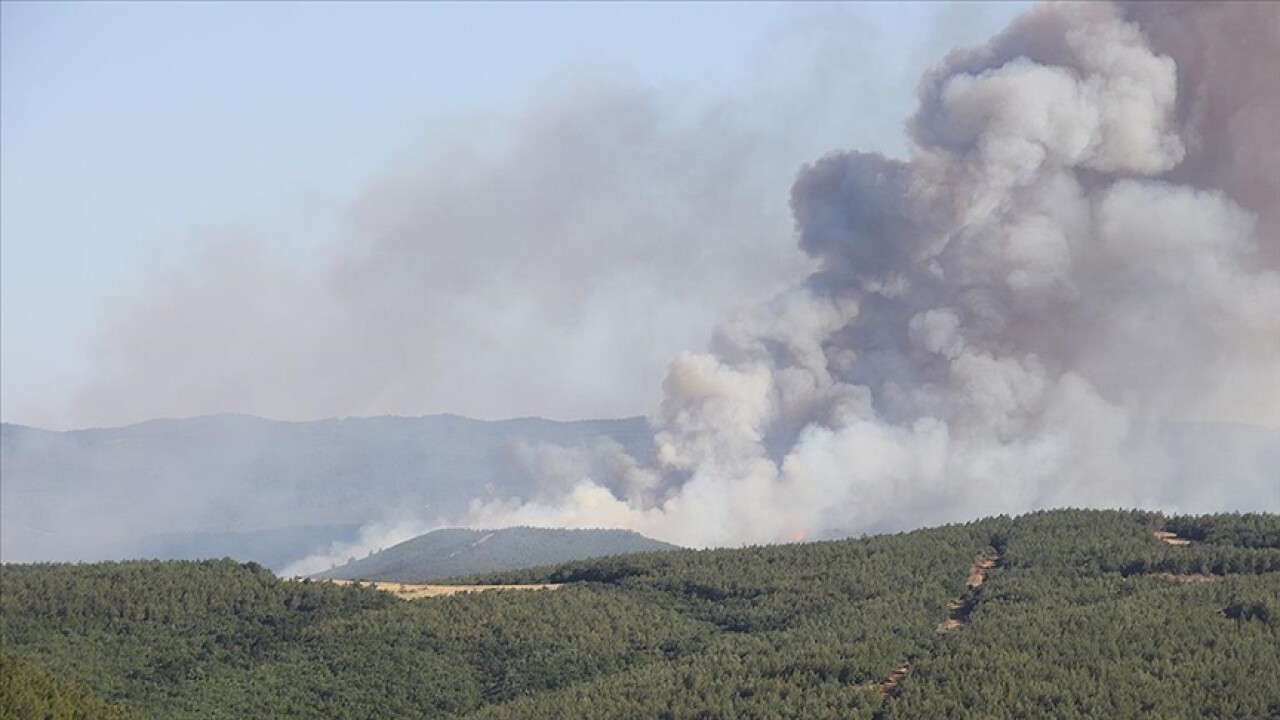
left=464, top=2, right=1280, bottom=547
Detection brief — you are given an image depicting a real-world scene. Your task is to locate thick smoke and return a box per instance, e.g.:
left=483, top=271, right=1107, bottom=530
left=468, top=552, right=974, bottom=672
left=462, top=2, right=1280, bottom=547
left=1120, top=1, right=1280, bottom=255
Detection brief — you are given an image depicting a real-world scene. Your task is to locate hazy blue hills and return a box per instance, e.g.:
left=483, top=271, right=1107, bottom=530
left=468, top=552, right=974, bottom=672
left=2, top=414, right=1275, bottom=570
left=315, top=526, right=680, bottom=582
left=0, top=414, right=653, bottom=566
left=133, top=524, right=366, bottom=572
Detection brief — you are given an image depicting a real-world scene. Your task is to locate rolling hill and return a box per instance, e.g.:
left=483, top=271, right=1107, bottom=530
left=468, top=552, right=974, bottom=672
left=314, top=527, right=680, bottom=582
left=3, top=509, right=1278, bottom=719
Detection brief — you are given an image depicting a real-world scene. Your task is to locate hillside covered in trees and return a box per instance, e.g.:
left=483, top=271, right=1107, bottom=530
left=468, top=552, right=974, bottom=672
left=2, top=509, right=1278, bottom=718
left=316, top=527, right=679, bottom=582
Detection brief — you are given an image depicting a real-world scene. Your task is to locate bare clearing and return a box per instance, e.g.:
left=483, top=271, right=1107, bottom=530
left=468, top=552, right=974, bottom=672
left=967, top=552, right=999, bottom=588
left=321, top=578, right=562, bottom=600
left=1153, top=531, right=1191, bottom=546
left=884, top=549, right=1001, bottom=707
left=879, top=660, right=911, bottom=698
left=936, top=551, right=1000, bottom=636
left=934, top=618, right=962, bottom=634
left=1150, top=573, right=1221, bottom=583
left=935, top=599, right=965, bottom=635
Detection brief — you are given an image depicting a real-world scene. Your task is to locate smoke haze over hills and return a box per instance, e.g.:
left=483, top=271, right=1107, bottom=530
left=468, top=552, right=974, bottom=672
left=0, top=415, right=652, bottom=565
left=458, top=2, right=1280, bottom=547
left=2, top=2, right=1276, bottom=560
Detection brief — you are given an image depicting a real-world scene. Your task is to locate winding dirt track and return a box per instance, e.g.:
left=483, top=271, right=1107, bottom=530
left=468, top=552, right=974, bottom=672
left=879, top=660, right=911, bottom=697
left=878, top=527, right=1239, bottom=709
left=878, top=549, right=1002, bottom=707
left=936, top=551, right=999, bottom=636
left=967, top=552, right=998, bottom=587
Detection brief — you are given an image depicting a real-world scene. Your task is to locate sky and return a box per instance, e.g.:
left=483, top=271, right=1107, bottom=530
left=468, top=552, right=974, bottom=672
left=2, top=2, right=1031, bottom=429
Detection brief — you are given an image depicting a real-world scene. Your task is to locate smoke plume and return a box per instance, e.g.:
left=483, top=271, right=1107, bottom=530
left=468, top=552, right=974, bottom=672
left=460, top=1, right=1280, bottom=547
left=51, top=2, right=1279, bottom=561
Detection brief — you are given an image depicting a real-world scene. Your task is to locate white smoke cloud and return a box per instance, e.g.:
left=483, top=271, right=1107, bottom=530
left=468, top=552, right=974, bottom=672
left=458, top=1, right=1280, bottom=548
left=280, top=517, right=437, bottom=578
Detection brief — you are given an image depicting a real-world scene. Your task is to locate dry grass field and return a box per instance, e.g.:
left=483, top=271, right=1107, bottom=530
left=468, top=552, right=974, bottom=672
left=1153, top=531, right=1191, bottom=545
left=320, top=578, right=561, bottom=600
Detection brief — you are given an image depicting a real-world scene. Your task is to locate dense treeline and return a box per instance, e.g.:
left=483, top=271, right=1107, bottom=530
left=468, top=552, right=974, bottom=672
left=1164, top=513, right=1280, bottom=549
left=470, top=521, right=999, bottom=718
left=2, top=510, right=1278, bottom=718
left=891, top=573, right=1280, bottom=719
left=994, top=509, right=1280, bottom=576
left=885, top=510, right=1280, bottom=719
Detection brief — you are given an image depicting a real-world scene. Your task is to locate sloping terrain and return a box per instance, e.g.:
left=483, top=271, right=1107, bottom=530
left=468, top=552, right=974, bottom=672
left=316, top=527, right=679, bottom=582
left=1, top=510, right=1278, bottom=719
left=883, top=511, right=1280, bottom=719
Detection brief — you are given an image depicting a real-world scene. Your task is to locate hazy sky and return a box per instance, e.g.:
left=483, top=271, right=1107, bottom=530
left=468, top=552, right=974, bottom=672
left=1, top=2, right=1029, bottom=428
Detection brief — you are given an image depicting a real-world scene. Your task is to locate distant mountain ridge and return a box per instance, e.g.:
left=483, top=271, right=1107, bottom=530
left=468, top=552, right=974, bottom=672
left=315, top=526, right=680, bottom=582
left=134, top=524, right=366, bottom=572
left=0, top=413, right=653, bottom=566
left=2, top=414, right=1275, bottom=568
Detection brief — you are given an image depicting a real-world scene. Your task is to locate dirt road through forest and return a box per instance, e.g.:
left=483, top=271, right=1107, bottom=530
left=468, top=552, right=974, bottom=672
left=878, top=548, right=1002, bottom=711
left=937, top=551, right=999, bottom=636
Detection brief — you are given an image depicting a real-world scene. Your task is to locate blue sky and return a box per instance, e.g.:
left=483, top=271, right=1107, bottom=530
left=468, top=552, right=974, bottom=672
left=1, top=1, right=1029, bottom=427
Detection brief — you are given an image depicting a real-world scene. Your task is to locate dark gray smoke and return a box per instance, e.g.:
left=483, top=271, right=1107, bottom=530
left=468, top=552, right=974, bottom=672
left=1120, top=1, right=1280, bottom=257
left=464, top=2, right=1279, bottom=546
